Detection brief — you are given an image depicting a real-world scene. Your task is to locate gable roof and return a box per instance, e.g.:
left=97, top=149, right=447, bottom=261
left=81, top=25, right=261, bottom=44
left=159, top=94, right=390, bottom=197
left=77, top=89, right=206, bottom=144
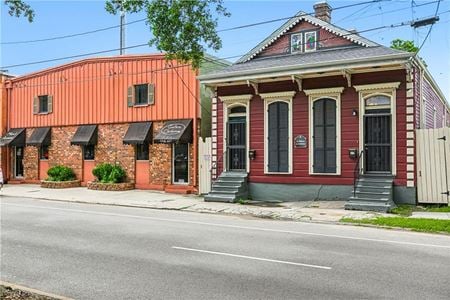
left=199, top=45, right=411, bottom=82
left=237, top=10, right=378, bottom=63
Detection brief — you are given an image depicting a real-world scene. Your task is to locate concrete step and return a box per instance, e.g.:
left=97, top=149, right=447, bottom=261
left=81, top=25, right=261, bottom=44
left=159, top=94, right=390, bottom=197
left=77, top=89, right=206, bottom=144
left=348, top=196, right=390, bottom=203
left=358, top=178, right=393, bottom=184
left=355, top=191, right=391, bottom=199
left=212, top=183, right=243, bottom=191
left=344, top=201, right=392, bottom=213
left=355, top=184, right=391, bottom=190
left=204, top=193, right=235, bottom=203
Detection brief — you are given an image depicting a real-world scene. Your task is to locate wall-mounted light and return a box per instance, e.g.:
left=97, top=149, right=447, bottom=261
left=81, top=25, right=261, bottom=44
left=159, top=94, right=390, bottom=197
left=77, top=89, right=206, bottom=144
left=249, top=149, right=256, bottom=160
left=352, top=109, right=358, bottom=117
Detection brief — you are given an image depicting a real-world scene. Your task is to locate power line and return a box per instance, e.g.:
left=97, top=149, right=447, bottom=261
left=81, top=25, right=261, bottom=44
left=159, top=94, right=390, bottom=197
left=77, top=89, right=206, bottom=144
left=2, top=0, right=388, bottom=46
left=3, top=8, right=449, bottom=73
left=1, top=18, right=146, bottom=45
left=415, top=0, right=442, bottom=55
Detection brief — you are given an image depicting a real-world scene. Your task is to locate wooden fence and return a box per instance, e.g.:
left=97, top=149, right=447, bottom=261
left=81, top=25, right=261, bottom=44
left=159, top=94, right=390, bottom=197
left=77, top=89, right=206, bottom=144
left=416, top=128, right=450, bottom=204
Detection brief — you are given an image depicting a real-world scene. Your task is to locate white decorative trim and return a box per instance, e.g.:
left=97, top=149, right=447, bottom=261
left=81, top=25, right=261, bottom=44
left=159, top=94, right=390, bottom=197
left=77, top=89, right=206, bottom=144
left=220, top=94, right=253, bottom=103
left=407, top=180, right=415, bottom=187
left=259, top=91, right=296, bottom=100
left=354, top=82, right=400, bottom=92
left=308, top=93, right=342, bottom=175
left=358, top=88, right=398, bottom=175
left=304, top=87, right=344, bottom=96
left=263, top=96, right=294, bottom=175
left=223, top=100, right=251, bottom=173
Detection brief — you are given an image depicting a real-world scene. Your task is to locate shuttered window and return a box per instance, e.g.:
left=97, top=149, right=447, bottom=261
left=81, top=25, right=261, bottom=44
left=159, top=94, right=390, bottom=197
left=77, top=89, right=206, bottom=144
left=128, top=83, right=155, bottom=106
left=268, top=102, right=289, bottom=172
left=33, top=95, right=53, bottom=114
left=313, top=99, right=336, bottom=173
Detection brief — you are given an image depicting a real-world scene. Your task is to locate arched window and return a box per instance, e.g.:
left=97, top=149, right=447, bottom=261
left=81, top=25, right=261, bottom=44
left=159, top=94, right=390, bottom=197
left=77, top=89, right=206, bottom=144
left=267, top=101, right=289, bottom=172
left=365, top=95, right=390, bottom=107
left=313, top=98, right=336, bottom=173
left=229, top=106, right=246, bottom=114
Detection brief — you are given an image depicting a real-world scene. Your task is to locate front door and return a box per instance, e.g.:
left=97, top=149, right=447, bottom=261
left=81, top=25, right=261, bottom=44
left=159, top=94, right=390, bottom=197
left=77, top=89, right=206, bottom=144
left=173, top=143, right=189, bottom=184
left=364, top=113, right=391, bottom=173
left=13, top=146, right=24, bottom=178
left=227, top=117, right=246, bottom=171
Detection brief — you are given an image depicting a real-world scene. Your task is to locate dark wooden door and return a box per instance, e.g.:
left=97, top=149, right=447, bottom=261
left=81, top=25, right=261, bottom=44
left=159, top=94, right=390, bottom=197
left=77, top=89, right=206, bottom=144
left=364, top=114, right=391, bottom=173
left=227, top=117, right=246, bottom=171
left=14, top=146, right=24, bottom=178
left=313, top=99, right=336, bottom=173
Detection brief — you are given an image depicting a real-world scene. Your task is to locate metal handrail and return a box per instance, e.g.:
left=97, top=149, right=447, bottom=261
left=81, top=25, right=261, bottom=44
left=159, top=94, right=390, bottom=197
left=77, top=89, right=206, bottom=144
left=353, top=150, right=364, bottom=197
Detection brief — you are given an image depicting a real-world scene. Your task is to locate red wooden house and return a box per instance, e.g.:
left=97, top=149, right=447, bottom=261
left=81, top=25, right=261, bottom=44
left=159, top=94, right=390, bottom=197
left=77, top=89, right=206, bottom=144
left=199, top=2, right=449, bottom=211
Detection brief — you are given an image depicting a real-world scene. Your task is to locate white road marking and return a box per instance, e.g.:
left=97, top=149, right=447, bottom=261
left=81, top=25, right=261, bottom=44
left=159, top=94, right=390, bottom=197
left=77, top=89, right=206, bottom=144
left=172, top=246, right=332, bottom=270
left=3, top=202, right=450, bottom=249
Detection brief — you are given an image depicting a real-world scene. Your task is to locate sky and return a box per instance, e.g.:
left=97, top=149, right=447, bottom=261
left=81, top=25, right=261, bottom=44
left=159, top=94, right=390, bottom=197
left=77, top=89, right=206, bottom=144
left=1, top=0, right=449, bottom=98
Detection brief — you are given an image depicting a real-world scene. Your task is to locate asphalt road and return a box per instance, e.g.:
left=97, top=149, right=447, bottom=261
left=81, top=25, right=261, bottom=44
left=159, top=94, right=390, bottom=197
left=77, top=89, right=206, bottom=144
left=1, top=196, right=450, bottom=300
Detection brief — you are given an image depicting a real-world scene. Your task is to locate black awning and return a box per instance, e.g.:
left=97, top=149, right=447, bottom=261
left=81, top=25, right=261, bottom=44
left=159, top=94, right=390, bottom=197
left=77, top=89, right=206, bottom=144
left=154, top=119, right=193, bottom=144
left=27, top=127, right=51, bottom=146
left=123, top=122, right=153, bottom=145
left=71, top=125, right=98, bottom=146
left=0, top=128, right=25, bottom=147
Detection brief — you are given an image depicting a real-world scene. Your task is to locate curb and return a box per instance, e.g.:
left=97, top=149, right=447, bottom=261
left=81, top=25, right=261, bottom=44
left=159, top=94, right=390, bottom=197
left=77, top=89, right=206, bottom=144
left=0, top=280, right=74, bottom=300
left=1, top=193, right=344, bottom=225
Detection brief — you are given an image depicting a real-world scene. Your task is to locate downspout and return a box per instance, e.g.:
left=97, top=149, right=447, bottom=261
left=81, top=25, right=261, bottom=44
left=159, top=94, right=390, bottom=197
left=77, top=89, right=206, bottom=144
left=5, top=81, right=12, bottom=181
left=193, top=69, right=199, bottom=191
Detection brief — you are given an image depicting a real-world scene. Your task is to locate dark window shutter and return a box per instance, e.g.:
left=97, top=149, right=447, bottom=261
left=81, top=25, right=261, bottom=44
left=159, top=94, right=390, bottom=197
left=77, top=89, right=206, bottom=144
left=268, top=102, right=289, bottom=172
left=148, top=83, right=155, bottom=105
left=313, top=99, right=336, bottom=173
left=268, top=104, right=279, bottom=172
left=127, top=86, right=134, bottom=107
left=47, top=95, right=53, bottom=113
left=33, top=96, right=39, bottom=114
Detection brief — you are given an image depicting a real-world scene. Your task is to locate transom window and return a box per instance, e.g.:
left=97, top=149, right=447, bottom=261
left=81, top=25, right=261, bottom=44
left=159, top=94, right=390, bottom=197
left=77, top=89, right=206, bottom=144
left=365, top=95, right=390, bottom=108
left=229, top=106, right=246, bottom=115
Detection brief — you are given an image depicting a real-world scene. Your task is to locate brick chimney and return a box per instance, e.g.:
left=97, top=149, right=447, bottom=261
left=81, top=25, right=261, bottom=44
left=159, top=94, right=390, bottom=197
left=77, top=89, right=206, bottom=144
left=313, top=1, right=332, bottom=23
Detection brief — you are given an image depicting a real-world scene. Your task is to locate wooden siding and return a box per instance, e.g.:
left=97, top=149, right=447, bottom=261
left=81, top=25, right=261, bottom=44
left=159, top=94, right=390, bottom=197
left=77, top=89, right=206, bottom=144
left=217, top=70, right=408, bottom=187
left=256, top=21, right=354, bottom=58
left=422, top=78, right=449, bottom=129
left=8, top=55, right=199, bottom=128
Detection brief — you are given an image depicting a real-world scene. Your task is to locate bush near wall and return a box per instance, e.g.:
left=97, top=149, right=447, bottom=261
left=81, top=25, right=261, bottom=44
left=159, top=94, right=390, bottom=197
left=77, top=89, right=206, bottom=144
left=41, top=165, right=80, bottom=188
left=92, top=163, right=127, bottom=183
left=46, top=165, right=76, bottom=182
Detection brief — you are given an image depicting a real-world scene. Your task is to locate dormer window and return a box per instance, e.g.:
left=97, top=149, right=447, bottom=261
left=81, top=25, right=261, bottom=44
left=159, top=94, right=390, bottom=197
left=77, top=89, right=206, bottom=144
left=304, top=31, right=317, bottom=52
left=291, top=33, right=302, bottom=53
left=290, top=31, right=318, bottom=53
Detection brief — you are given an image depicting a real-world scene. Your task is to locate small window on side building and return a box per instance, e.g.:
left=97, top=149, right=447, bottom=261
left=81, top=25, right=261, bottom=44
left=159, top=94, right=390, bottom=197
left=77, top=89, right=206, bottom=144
left=134, top=84, right=148, bottom=105
left=33, top=95, right=53, bottom=114
left=136, top=143, right=149, bottom=160
left=83, top=145, right=95, bottom=160
left=40, top=145, right=49, bottom=160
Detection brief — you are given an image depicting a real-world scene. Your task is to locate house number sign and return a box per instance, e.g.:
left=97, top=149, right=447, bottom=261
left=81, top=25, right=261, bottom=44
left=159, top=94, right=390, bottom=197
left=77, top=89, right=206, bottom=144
left=295, top=135, right=307, bottom=148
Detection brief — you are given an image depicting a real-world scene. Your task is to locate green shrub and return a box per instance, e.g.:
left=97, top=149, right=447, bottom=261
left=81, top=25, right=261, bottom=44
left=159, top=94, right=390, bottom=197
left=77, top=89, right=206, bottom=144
left=92, top=163, right=126, bottom=183
left=47, top=165, right=76, bottom=182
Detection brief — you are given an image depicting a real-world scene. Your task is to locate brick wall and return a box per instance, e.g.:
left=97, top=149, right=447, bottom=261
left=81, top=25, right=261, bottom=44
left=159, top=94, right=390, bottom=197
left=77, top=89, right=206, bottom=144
left=50, top=126, right=83, bottom=180
left=96, top=124, right=135, bottom=181
left=23, top=129, right=39, bottom=181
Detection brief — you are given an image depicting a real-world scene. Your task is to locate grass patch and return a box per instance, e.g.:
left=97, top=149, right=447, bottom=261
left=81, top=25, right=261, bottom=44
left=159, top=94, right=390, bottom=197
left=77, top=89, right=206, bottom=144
left=341, top=217, right=450, bottom=234
left=425, top=206, right=450, bottom=213
left=390, top=204, right=450, bottom=216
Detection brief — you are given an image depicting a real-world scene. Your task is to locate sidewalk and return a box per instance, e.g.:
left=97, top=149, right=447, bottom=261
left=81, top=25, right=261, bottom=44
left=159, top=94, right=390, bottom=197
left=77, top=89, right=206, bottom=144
left=0, top=184, right=386, bottom=223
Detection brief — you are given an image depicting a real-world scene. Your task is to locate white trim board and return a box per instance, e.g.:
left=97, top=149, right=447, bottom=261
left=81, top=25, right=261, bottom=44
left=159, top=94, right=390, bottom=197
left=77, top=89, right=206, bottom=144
left=307, top=88, right=343, bottom=175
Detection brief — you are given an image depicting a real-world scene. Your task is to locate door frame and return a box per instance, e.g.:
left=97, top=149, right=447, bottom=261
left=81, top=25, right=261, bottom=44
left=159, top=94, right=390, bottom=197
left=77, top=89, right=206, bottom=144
left=172, top=143, right=190, bottom=185
left=363, top=113, right=392, bottom=173
left=355, top=82, right=400, bottom=176
left=227, top=116, right=247, bottom=171
left=221, top=95, right=252, bottom=173
left=12, top=146, right=24, bottom=179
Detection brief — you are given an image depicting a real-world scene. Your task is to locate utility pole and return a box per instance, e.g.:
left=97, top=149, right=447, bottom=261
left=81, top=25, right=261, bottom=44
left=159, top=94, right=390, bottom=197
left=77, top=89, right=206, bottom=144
left=120, top=3, right=125, bottom=55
